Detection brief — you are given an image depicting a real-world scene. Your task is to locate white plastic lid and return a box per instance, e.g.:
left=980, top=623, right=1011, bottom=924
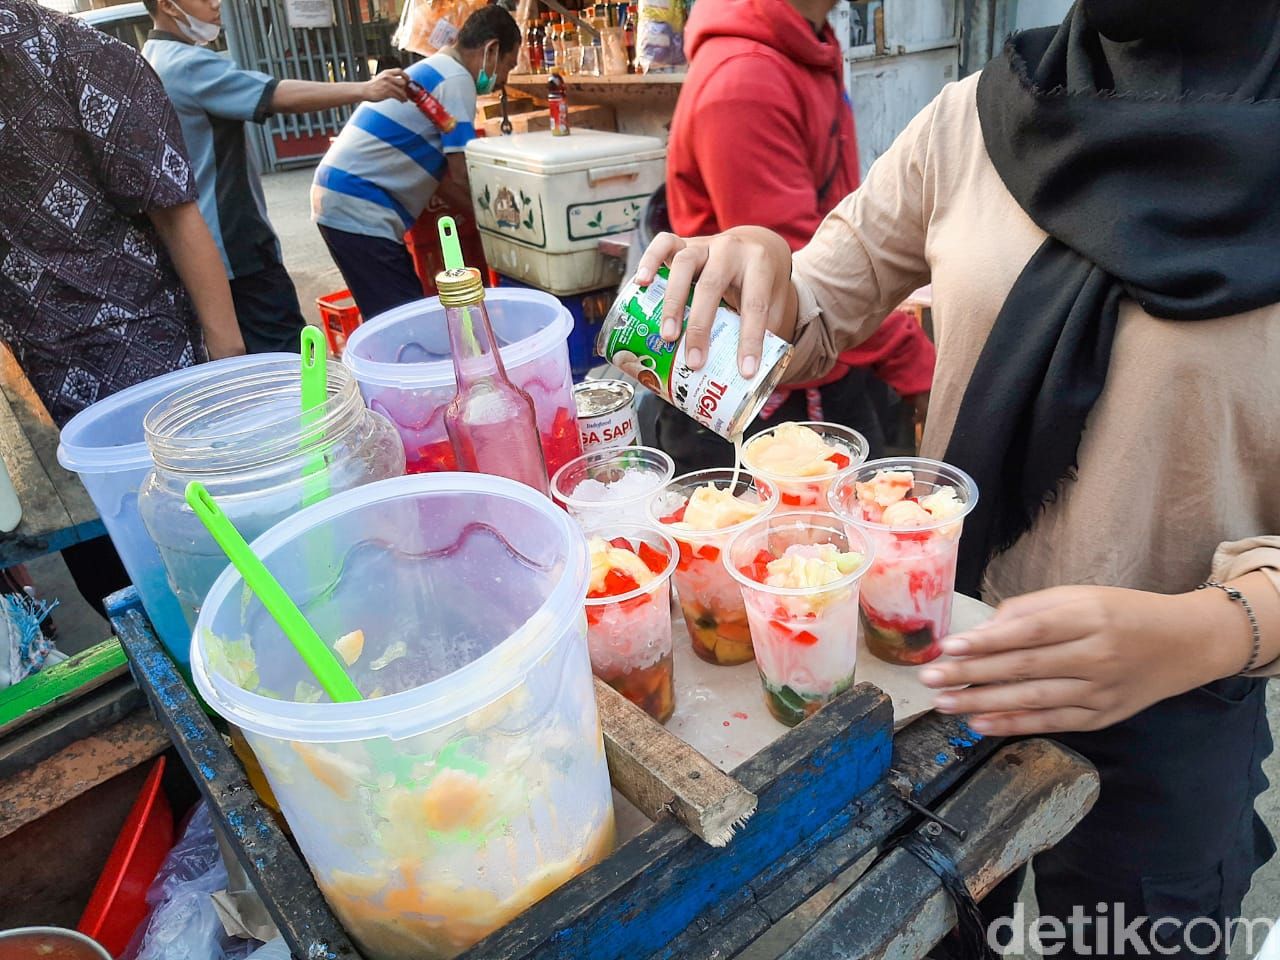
left=464, top=129, right=666, bottom=175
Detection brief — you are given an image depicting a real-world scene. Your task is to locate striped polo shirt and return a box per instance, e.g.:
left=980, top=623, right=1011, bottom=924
left=311, top=54, right=477, bottom=244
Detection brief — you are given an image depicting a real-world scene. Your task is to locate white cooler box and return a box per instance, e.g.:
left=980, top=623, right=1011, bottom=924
left=465, top=130, right=666, bottom=295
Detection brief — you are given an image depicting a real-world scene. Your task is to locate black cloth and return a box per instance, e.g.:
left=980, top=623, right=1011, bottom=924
left=947, top=0, right=1280, bottom=594
left=319, top=224, right=424, bottom=322
left=981, top=676, right=1274, bottom=959
left=228, top=261, right=306, bottom=354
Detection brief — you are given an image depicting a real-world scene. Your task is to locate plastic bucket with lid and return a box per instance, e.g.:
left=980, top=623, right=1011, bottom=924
left=191, top=474, right=615, bottom=960
left=56, top=355, right=288, bottom=659
left=342, top=289, right=584, bottom=478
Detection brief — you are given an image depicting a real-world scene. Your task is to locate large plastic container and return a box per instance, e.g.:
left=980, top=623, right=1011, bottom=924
left=465, top=130, right=666, bottom=294
left=342, top=288, right=584, bottom=477
left=191, top=475, right=615, bottom=960
left=56, top=356, right=288, bottom=658
left=139, top=360, right=404, bottom=640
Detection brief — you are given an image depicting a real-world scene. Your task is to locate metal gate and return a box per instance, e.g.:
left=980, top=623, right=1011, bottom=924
left=224, top=0, right=371, bottom=170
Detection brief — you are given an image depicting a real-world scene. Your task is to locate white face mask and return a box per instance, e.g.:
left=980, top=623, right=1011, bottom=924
left=172, top=0, right=221, bottom=45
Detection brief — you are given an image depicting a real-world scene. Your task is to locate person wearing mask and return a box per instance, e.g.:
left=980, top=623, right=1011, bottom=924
left=311, top=5, right=521, bottom=320
left=657, top=0, right=934, bottom=470
left=639, top=1, right=1280, bottom=954
left=1, top=0, right=243, bottom=612
left=142, top=0, right=410, bottom=352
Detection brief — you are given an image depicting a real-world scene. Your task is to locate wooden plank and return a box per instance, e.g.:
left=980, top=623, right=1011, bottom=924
left=108, top=593, right=365, bottom=960
left=596, top=677, right=757, bottom=847
left=780, top=739, right=1100, bottom=960
left=0, top=708, right=167, bottom=839
left=650, top=712, right=1001, bottom=960
left=460, top=683, right=894, bottom=960
left=0, top=675, right=143, bottom=780
left=0, top=638, right=126, bottom=735
left=0, top=343, right=104, bottom=565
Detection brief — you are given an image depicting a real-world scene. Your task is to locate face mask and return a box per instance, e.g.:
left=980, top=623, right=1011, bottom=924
left=475, top=43, right=497, bottom=95
left=172, top=0, right=221, bottom=45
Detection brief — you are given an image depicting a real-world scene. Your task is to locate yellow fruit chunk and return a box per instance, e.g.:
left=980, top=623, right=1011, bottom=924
left=679, top=484, right=767, bottom=531
left=334, top=629, right=365, bottom=666
left=744, top=422, right=841, bottom=478
left=421, top=768, right=492, bottom=833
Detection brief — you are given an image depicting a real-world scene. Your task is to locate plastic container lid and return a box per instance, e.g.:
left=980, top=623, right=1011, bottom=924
left=57, top=355, right=293, bottom=475
left=191, top=473, right=589, bottom=743
left=341, top=288, right=573, bottom=390
left=463, top=129, right=666, bottom=175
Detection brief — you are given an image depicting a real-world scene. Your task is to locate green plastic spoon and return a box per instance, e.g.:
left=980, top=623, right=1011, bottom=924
left=438, top=215, right=465, bottom=271
left=186, top=480, right=363, bottom=703
left=300, top=326, right=329, bottom=508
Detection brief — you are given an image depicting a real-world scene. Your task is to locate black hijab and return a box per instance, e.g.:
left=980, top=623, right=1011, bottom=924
left=945, top=0, right=1280, bottom=596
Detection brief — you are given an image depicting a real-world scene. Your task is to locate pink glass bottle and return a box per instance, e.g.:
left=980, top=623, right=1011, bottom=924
left=438, top=267, right=551, bottom=495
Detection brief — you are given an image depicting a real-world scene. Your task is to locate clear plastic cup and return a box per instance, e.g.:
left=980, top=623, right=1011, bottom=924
left=192, top=474, right=615, bottom=960
left=829, top=457, right=978, bottom=666
left=647, top=468, right=779, bottom=666
left=582, top=524, right=679, bottom=723
left=725, top=512, right=874, bottom=726
left=552, top=446, right=675, bottom=528
left=742, top=421, right=869, bottom=513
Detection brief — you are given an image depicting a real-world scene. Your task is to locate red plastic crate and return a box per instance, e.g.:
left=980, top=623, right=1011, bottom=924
left=316, top=290, right=362, bottom=357
left=78, top=756, right=174, bottom=956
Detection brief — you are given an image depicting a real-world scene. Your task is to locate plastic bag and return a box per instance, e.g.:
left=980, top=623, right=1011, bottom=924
left=634, top=0, right=686, bottom=73
left=0, top=589, right=60, bottom=690
left=394, top=0, right=488, bottom=56
left=123, top=804, right=258, bottom=960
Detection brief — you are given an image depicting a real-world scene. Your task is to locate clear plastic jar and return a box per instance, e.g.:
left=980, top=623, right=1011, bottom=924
left=139, top=359, right=404, bottom=629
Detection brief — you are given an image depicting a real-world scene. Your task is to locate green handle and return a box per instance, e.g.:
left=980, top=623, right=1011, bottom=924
left=438, top=216, right=465, bottom=271
left=186, top=481, right=363, bottom=703
left=300, top=327, right=329, bottom=508
left=300, top=326, right=328, bottom=415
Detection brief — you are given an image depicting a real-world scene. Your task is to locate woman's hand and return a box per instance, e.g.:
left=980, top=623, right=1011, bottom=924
left=919, top=584, right=1248, bottom=736
left=635, top=227, right=797, bottom=378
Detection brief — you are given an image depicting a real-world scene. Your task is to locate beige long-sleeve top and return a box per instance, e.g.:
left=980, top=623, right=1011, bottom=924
left=789, top=74, right=1280, bottom=675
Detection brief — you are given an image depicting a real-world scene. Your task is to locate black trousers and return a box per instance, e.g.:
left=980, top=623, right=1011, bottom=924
left=229, top=261, right=306, bottom=354
left=60, top=536, right=130, bottom=620
left=982, top=676, right=1274, bottom=959
left=318, top=224, right=424, bottom=322
left=650, top=366, right=896, bottom=476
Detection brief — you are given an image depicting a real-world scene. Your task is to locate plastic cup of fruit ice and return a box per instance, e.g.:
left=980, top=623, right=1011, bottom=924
left=647, top=468, right=779, bottom=666
left=828, top=457, right=978, bottom=666
left=552, top=446, right=675, bottom=528
left=742, top=421, right=868, bottom=513
left=725, top=511, right=873, bottom=726
left=582, top=525, right=680, bottom=723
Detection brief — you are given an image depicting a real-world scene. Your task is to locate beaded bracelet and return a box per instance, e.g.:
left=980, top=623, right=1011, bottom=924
left=1196, top=580, right=1262, bottom=675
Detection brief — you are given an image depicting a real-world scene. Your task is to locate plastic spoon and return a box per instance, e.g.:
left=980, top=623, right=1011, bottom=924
left=300, top=326, right=329, bottom=508
left=438, top=217, right=483, bottom=356
left=186, top=480, right=363, bottom=703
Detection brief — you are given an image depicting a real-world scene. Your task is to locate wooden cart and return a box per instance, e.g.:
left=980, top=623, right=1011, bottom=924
left=108, top=584, right=1098, bottom=960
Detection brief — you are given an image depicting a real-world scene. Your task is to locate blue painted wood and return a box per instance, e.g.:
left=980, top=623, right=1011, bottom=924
left=107, top=587, right=362, bottom=960
left=458, top=684, right=896, bottom=960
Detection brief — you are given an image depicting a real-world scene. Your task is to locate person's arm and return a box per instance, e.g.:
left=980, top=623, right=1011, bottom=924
left=270, top=69, right=409, bottom=114
left=920, top=540, right=1280, bottom=736
left=434, top=153, right=473, bottom=211
left=147, top=202, right=245, bottom=359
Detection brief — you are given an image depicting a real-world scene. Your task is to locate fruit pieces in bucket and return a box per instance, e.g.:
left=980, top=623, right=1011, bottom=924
left=649, top=470, right=778, bottom=666
left=742, top=421, right=868, bottom=511
left=728, top=517, right=871, bottom=727
left=830, top=460, right=977, bottom=666
left=410, top=404, right=581, bottom=478
left=584, top=528, right=678, bottom=723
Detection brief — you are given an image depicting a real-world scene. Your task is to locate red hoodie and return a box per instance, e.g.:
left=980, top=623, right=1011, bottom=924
left=667, top=0, right=934, bottom=399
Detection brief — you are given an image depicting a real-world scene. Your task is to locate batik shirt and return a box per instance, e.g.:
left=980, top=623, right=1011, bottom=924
left=0, top=0, right=203, bottom=427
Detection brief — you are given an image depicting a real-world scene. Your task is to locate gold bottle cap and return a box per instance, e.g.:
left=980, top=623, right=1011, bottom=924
left=435, top=267, right=485, bottom=307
